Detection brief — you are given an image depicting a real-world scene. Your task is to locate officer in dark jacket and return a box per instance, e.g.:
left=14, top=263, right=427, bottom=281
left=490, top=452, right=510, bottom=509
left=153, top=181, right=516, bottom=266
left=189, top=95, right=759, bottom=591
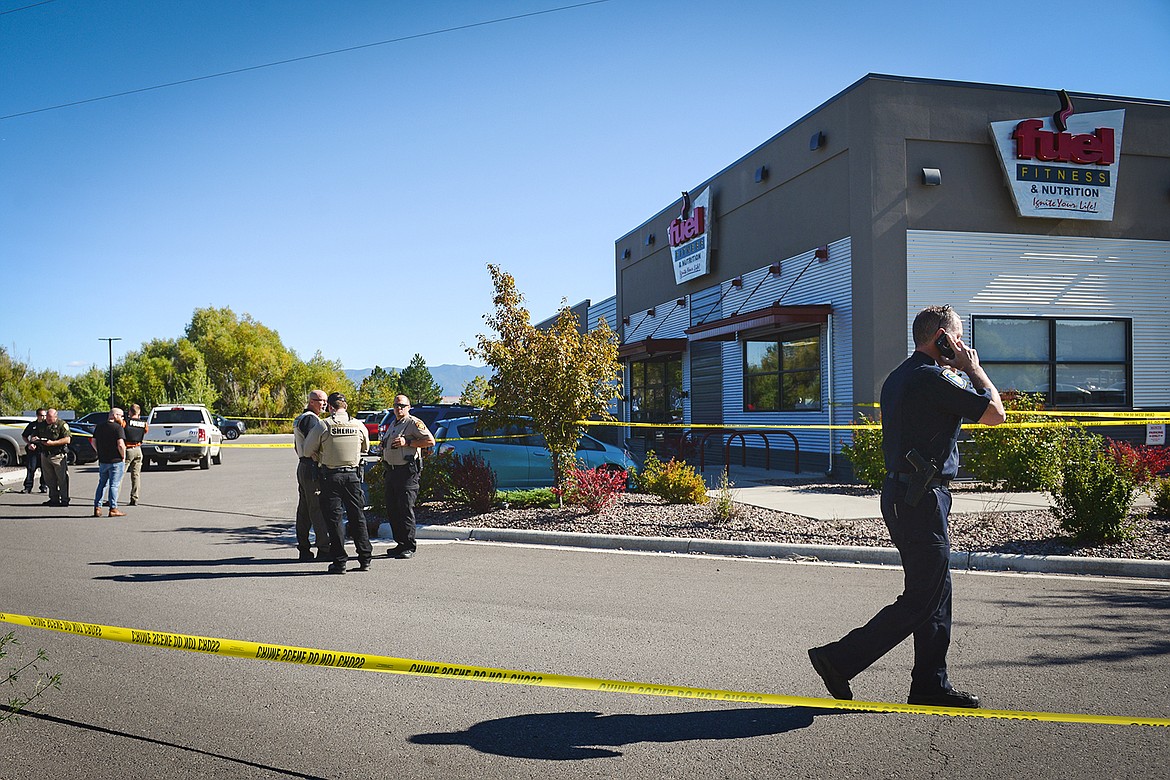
left=21, top=409, right=48, bottom=494
left=809, top=305, right=1005, bottom=709
left=303, top=392, right=370, bottom=574
left=31, top=408, right=72, bottom=507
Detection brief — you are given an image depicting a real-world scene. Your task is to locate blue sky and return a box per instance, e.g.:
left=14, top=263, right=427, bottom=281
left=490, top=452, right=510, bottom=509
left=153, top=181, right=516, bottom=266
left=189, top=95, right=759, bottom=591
left=2, top=0, right=1168, bottom=376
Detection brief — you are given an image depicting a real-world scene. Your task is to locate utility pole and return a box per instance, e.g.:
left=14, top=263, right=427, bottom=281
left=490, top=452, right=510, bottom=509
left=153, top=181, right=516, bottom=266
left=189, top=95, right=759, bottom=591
left=99, top=337, right=121, bottom=408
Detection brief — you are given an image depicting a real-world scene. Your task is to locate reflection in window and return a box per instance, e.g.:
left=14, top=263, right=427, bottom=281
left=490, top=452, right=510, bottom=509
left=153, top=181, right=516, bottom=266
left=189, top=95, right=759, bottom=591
left=973, top=317, right=1130, bottom=407
left=628, top=357, right=683, bottom=424
left=743, top=328, right=822, bottom=411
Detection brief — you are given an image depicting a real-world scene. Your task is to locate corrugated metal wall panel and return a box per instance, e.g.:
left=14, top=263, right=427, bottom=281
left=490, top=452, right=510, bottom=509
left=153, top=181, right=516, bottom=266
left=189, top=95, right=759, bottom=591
left=689, top=285, right=724, bottom=426
left=625, top=298, right=690, bottom=341
left=717, top=237, right=854, bottom=461
left=587, top=296, right=617, bottom=332
left=907, top=231, right=1170, bottom=406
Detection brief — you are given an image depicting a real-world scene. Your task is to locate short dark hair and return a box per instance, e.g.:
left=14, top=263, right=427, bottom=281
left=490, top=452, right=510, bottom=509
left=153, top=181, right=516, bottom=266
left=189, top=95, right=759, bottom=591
left=326, top=392, right=347, bottom=409
left=912, top=305, right=961, bottom=347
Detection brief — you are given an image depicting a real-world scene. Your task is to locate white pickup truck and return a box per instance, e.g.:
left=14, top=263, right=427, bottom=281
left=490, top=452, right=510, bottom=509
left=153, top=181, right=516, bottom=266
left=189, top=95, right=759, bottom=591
left=142, top=404, right=224, bottom=470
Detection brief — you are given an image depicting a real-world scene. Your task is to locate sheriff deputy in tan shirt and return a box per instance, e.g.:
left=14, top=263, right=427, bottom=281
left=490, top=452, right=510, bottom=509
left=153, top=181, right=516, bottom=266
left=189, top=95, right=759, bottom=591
left=380, top=394, right=435, bottom=559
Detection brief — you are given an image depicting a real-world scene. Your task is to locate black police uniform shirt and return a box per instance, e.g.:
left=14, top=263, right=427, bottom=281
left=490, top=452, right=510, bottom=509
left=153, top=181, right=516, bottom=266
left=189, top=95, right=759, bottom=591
left=124, top=417, right=147, bottom=446
left=880, top=351, right=992, bottom=479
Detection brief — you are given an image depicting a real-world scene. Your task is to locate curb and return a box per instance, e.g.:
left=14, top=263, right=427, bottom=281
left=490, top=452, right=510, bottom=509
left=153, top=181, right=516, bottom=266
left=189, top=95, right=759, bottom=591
left=417, top=525, right=1170, bottom=580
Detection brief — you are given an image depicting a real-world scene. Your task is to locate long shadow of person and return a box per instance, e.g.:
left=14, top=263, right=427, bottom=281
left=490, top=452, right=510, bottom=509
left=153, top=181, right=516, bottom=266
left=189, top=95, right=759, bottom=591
left=410, top=706, right=845, bottom=760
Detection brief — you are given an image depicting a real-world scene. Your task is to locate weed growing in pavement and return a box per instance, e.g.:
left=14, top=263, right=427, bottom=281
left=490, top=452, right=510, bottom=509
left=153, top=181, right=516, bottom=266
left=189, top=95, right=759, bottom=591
left=1, top=631, right=61, bottom=723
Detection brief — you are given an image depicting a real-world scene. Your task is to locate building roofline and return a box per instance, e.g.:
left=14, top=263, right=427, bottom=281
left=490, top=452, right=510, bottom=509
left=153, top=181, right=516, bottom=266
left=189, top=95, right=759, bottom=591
left=615, top=73, right=1169, bottom=243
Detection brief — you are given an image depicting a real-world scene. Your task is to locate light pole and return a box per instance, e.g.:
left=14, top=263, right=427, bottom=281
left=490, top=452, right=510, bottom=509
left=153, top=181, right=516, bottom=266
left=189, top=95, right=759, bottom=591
left=99, top=337, right=121, bottom=408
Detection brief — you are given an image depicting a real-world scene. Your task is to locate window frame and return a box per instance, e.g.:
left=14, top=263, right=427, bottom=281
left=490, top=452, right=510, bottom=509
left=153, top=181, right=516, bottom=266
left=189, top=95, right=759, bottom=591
left=741, top=326, right=823, bottom=413
left=971, top=315, right=1132, bottom=409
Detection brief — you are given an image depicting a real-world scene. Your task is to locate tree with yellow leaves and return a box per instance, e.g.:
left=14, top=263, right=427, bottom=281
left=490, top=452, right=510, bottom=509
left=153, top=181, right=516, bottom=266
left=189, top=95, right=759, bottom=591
left=468, top=265, right=621, bottom=487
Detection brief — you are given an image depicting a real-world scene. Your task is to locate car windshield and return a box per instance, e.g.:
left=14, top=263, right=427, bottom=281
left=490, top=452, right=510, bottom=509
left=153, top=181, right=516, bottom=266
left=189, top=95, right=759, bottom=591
left=151, top=410, right=205, bottom=424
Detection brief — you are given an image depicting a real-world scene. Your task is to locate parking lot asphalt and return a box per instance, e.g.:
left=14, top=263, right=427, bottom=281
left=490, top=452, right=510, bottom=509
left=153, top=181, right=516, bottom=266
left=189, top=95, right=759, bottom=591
left=4, top=454, right=1166, bottom=581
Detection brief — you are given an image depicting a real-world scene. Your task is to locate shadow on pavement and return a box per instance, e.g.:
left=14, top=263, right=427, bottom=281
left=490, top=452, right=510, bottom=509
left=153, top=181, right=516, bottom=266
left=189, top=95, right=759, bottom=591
left=93, top=569, right=339, bottom=583
left=410, top=705, right=846, bottom=760
left=93, top=557, right=301, bottom=568
left=2, top=707, right=327, bottom=779
left=985, top=587, right=1170, bottom=665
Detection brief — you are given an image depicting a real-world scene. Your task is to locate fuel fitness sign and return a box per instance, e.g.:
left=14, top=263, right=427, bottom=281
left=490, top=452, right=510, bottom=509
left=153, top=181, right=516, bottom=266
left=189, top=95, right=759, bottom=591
left=669, top=188, right=711, bottom=285
left=990, top=103, right=1125, bottom=221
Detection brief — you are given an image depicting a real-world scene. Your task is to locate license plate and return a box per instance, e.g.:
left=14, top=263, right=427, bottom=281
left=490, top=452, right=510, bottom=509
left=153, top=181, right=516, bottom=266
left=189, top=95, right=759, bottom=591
left=156, top=446, right=175, bottom=453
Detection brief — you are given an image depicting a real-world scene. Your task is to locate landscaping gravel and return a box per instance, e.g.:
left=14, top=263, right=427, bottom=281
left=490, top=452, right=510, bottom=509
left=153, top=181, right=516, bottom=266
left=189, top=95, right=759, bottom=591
left=417, top=490, right=1170, bottom=561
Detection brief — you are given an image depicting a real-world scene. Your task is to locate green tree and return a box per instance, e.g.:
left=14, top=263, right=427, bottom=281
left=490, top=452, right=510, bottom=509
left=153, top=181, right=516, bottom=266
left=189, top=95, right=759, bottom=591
left=357, top=365, right=401, bottom=411
left=67, top=367, right=112, bottom=413
left=116, top=338, right=218, bottom=410
left=286, top=352, right=354, bottom=412
left=468, top=264, right=621, bottom=486
left=459, top=374, right=494, bottom=408
left=185, top=306, right=295, bottom=417
left=398, top=354, right=443, bottom=405
left=0, top=347, right=72, bottom=414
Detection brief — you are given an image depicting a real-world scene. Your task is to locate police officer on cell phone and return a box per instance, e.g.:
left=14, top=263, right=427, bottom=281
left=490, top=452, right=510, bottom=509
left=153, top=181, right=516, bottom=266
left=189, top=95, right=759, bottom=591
left=303, top=392, right=371, bottom=574
left=808, top=305, right=1005, bottom=709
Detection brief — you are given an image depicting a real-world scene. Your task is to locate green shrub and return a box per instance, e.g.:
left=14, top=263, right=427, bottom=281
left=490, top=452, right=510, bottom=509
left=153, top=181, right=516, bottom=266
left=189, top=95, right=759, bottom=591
left=1152, top=477, right=1170, bottom=517
left=419, top=449, right=457, bottom=503
left=841, top=415, right=885, bottom=489
left=965, top=392, right=1068, bottom=491
left=635, top=451, right=708, bottom=505
left=497, top=488, right=559, bottom=509
left=1048, top=427, right=1136, bottom=544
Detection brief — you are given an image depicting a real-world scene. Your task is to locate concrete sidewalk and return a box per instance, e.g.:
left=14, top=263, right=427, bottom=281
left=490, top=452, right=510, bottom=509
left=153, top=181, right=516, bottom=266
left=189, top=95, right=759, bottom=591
left=707, top=464, right=1151, bottom=519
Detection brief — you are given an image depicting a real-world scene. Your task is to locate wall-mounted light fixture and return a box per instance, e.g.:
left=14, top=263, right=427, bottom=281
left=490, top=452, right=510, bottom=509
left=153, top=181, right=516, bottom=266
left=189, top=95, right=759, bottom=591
left=647, top=307, right=656, bottom=317
left=769, top=262, right=782, bottom=275
left=922, top=168, right=942, bottom=186
left=622, top=248, right=631, bottom=259
left=731, top=276, right=743, bottom=287
left=676, top=297, right=687, bottom=306
left=755, top=165, right=768, bottom=183
left=815, top=246, right=829, bottom=261
left=645, top=233, right=655, bottom=245
left=622, top=316, right=630, bottom=325
left=810, top=131, right=826, bottom=151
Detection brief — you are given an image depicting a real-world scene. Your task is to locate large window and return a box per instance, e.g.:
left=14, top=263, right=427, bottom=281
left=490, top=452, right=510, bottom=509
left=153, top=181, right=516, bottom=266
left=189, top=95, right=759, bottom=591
left=629, top=357, right=683, bottom=424
left=972, top=317, right=1130, bottom=407
left=743, top=327, right=822, bottom=412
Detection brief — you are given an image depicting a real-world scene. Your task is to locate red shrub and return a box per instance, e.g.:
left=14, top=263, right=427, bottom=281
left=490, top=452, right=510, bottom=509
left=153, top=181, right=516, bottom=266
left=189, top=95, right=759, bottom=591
left=554, top=465, right=627, bottom=514
left=451, top=452, right=498, bottom=514
left=1108, top=441, right=1170, bottom=487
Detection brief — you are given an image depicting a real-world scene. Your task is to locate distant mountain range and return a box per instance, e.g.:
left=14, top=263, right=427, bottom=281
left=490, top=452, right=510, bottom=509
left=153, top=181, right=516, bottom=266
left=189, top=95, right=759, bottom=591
left=344, top=364, right=492, bottom=398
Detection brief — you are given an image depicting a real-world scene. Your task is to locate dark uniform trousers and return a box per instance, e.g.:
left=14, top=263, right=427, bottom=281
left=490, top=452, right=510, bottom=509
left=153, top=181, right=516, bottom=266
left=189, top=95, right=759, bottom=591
left=24, top=450, right=46, bottom=492
left=319, top=468, right=372, bottom=567
left=42, top=452, right=69, bottom=504
left=820, top=475, right=954, bottom=695
left=384, top=460, right=421, bottom=553
left=296, top=459, right=331, bottom=558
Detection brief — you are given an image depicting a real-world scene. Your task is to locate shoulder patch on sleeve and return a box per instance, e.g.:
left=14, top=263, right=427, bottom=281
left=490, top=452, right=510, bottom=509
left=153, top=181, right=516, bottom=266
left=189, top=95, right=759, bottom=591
left=940, top=367, right=968, bottom=388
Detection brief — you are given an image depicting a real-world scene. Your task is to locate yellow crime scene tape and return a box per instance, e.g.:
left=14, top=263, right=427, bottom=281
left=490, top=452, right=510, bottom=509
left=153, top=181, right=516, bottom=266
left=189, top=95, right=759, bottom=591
left=1, top=611, right=1167, bottom=728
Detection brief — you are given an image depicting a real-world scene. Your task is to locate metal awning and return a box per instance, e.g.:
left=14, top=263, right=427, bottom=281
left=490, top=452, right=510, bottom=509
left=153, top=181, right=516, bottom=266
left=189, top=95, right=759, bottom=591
left=617, top=338, right=688, bottom=362
left=685, top=303, right=832, bottom=342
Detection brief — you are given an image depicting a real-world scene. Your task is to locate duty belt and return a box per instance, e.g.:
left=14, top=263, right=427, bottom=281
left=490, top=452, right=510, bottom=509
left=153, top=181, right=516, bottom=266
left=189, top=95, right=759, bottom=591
left=319, top=465, right=359, bottom=474
left=887, top=471, right=951, bottom=489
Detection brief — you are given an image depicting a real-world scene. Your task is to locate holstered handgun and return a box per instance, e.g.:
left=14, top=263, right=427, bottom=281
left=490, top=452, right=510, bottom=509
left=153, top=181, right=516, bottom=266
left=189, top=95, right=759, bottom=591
left=903, top=449, right=939, bottom=507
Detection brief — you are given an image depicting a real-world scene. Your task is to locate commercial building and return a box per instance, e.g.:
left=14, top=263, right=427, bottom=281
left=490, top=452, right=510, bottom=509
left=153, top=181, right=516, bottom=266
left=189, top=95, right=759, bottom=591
left=610, top=74, right=1170, bottom=476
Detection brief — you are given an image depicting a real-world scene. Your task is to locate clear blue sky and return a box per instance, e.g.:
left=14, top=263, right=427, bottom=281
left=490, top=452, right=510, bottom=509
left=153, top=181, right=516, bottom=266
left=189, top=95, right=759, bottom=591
left=3, top=0, right=1168, bottom=376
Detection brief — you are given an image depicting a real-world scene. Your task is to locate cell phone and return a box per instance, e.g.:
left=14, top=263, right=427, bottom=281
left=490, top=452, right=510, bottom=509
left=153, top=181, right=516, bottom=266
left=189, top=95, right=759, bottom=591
left=934, top=332, right=956, bottom=360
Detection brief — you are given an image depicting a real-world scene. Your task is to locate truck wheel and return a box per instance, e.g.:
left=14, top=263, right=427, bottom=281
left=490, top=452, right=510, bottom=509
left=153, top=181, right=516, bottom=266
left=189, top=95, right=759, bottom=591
left=212, top=448, right=222, bottom=465
left=0, top=441, right=15, bottom=468
left=200, top=452, right=211, bottom=470
left=224, top=428, right=239, bottom=440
